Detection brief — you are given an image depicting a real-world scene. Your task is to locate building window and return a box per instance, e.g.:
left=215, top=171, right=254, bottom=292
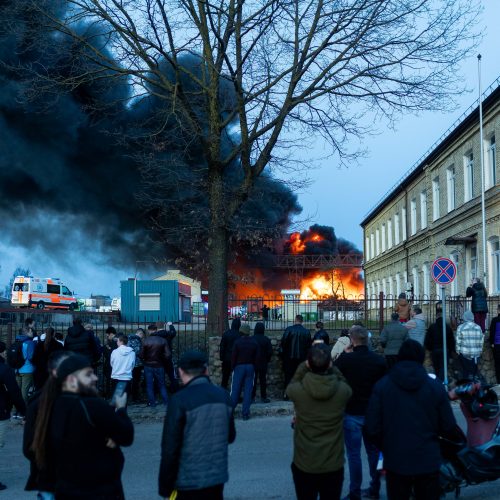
left=387, top=219, right=393, bottom=249
left=489, top=237, right=500, bottom=294
left=376, top=229, right=380, bottom=256
left=450, top=252, right=459, bottom=296
left=422, top=263, right=430, bottom=303
left=412, top=267, right=419, bottom=299
left=365, top=237, right=370, bottom=261
left=402, top=208, right=407, bottom=241
left=420, top=190, right=427, bottom=229
left=469, top=245, right=478, bottom=281
left=464, top=151, right=474, bottom=202
left=370, top=233, right=375, bottom=258
left=447, top=165, right=455, bottom=212
left=388, top=275, right=394, bottom=297
left=139, top=293, right=161, bottom=311
left=394, top=213, right=400, bottom=245
left=432, top=176, right=440, bottom=221
left=404, top=271, right=408, bottom=293
left=486, top=134, right=496, bottom=189
left=381, top=224, right=386, bottom=252
left=377, top=280, right=381, bottom=296
left=410, top=199, right=417, bottom=235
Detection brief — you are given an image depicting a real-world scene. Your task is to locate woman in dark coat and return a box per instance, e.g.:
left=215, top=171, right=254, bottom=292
left=466, top=278, right=488, bottom=332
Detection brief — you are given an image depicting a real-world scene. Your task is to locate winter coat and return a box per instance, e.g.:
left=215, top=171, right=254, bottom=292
left=405, top=314, right=427, bottom=345
left=15, top=334, right=35, bottom=374
left=424, top=319, right=456, bottom=354
left=489, top=315, right=500, bottom=346
left=252, top=333, right=273, bottom=370
left=313, top=329, right=330, bottom=346
left=127, top=334, right=143, bottom=367
left=32, top=338, right=64, bottom=389
left=219, top=328, right=241, bottom=363
left=380, top=321, right=409, bottom=355
left=281, top=324, right=312, bottom=361
left=50, top=393, right=133, bottom=498
left=286, top=362, right=352, bottom=474
left=139, top=334, right=171, bottom=368
left=64, top=325, right=99, bottom=364
left=157, top=325, right=177, bottom=350
left=330, top=336, right=351, bottom=361
left=110, top=345, right=136, bottom=380
left=159, top=376, right=236, bottom=497
left=232, top=336, right=260, bottom=369
left=365, top=360, right=457, bottom=475
left=335, top=345, right=387, bottom=416
left=466, top=282, right=489, bottom=313
left=0, top=358, right=25, bottom=421
left=394, top=298, right=411, bottom=321
left=103, top=338, right=118, bottom=373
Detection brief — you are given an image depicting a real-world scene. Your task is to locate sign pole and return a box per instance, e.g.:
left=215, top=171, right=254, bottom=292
left=441, top=286, right=448, bottom=388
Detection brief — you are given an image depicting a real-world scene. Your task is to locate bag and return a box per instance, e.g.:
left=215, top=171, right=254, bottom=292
left=7, top=340, right=25, bottom=370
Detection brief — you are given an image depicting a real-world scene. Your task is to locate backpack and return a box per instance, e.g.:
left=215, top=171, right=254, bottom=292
left=7, top=340, right=25, bottom=370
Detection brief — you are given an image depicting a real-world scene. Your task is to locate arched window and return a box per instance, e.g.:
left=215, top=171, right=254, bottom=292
left=412, top=267, right=420, bottom=300
left=489, top=237, right=500, bottom=294
left=422, top=263, right=430, bottom=303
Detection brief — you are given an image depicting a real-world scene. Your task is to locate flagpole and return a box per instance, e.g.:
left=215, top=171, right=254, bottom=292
left=478, top=54, right=487, bottom=286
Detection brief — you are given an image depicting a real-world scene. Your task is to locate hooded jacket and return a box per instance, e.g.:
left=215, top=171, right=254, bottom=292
left=286, top=362, right=352, bottom=474
left=64, top=324, right=99, bottom=364
left=14, top=334, right=35, bottom=374
left=405, top=313, right=427, bottom=345
left=110, top=345, right=136, bottom=380
left=219, top=324, right=241, bottom=363
left=380, top=320, right=409, bottom=355
left=365, top=360, right=456, bottom=475
left=466, top=282, right=489, bottom=313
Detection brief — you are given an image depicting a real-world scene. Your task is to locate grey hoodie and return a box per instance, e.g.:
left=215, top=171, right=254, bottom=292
left=110, top=345, right=136, bottom=380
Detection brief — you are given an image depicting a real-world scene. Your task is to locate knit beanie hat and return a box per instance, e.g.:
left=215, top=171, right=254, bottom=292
left=56, top=354, right=91, bottom=382
left=398, top=339, right=425, bottom=364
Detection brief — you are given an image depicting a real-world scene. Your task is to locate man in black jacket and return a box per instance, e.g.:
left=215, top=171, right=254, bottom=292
left=365, top=340, right=457, bottom=500
left=0, top=341, right=26, bottom=491
left=335, top=326, right=387, bottom=500
left=489, top=304, right=500, bottom=383
left=64, top=318, right=99, bottom=364
left=280, top=315, right=312, bottom=394
left=156, top=322, right=179, bottom=392
left=219, top=318, right=241, bottom=389
left=159, top=350, right=236, bottom=500
left=49, top=354, right=134, bottom=499
left=424, top=313, right=456, bottom=381
left=251, top=322, right=273, bottom=403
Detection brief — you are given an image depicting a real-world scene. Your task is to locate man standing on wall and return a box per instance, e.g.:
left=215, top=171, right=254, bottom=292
left=280, top=315, right=312, bottom=397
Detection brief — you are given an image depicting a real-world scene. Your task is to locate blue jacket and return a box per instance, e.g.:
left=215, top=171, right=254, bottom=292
left=16, top=334, right=35, bottom=374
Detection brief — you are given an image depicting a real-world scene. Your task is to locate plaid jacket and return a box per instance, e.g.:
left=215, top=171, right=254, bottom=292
left=456, top=321, right=484, bottom=359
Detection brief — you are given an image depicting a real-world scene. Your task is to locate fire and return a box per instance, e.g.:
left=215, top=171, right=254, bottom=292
left=300, top=270, right=364, bottom=300
left=287, top=231, right=324, bottom=254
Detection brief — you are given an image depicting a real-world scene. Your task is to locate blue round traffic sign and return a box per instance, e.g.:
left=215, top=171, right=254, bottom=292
left=431, top=257, right=457, bottom=285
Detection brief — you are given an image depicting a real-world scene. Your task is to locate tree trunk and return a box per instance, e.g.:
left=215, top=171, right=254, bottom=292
left=207, top=168, right=229, bottom=337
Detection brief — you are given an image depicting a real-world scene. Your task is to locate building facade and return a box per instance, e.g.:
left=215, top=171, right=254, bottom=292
left=361, top=82, right=500, bottom=303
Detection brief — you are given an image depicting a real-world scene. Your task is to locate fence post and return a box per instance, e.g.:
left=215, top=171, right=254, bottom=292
left=378, top=292, right=384, bottom=333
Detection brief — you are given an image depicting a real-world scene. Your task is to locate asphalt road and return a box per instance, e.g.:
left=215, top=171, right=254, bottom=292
left=1, top=412, right=500, bottom=499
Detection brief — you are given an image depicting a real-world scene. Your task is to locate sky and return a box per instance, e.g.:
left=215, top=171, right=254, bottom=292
left=1, top=0, right=499, bottom=299
left=298, top=0, right=500, bottom=249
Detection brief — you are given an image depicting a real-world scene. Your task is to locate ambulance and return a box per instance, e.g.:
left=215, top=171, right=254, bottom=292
left=11, top=276, right=78, bottom=310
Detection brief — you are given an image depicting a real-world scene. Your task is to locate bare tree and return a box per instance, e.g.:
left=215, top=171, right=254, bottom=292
left=14, top=0, right=480, bottom=334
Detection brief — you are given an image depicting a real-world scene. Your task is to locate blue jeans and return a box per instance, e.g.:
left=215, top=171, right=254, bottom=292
left=144, top=366, right=168, bottom=406
left=230, top=364, right=255, bottom=418
left=344, top=414, right=380, bottom=498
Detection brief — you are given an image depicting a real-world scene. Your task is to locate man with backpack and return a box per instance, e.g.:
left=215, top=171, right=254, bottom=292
left=9, top=321, right=36, bottom=404
left=64, top=318, right=100, bottom=365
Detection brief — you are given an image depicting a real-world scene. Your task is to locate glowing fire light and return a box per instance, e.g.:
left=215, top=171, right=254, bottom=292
left=287, top=231, right=325, bottom=254
left=300, top=271, right=363, bottom=300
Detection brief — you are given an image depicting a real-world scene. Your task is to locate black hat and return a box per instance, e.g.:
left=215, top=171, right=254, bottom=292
left=178, top=350, right=208, bottom=371
left=56, top=354, right=92, bottom=382
left=398, top=339, right=425, bottom=364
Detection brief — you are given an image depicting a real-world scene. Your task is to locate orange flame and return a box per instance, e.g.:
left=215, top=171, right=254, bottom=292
left=287, top=231, right=325, bottom=254
left=300, top=270, right=363, bottom=300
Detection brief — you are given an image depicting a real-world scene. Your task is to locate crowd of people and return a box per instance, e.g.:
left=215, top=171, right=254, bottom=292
left=0, top=291, right=498, bottom=500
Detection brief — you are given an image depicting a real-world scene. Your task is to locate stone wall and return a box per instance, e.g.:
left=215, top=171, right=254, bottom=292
left=207, top=333, right=497, bottom=398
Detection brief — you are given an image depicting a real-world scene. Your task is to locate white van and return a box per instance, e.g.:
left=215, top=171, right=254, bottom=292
left=11, top=276, right=78, bottom=310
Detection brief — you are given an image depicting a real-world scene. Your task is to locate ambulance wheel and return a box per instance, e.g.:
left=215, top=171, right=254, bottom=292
left=68, top=303, right=76, bottom=311
left=37, top=301, right=45, bottom=309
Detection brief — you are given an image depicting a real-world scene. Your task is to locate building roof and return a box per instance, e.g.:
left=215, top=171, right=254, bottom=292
left=360, top=77, right=500, bottom=227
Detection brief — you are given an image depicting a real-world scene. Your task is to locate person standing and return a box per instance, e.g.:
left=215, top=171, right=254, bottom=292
left=380, top=313, right=408, bottom=369
left=159, top=350, right=236, bottom=500
left=127, top=328, right=145, bottom=402
left=466, top=278, right=489, bottom=332
left=313, top=321, right=330, bottom=346
left=287, top=344, right=352, bottom=500
left=404, top=306, right=426, bottom=345
left=219, top=318, right=241, bottom=390
left=331, top=329, right=351, bottom=362
left=11, top=322, right=36, bottom=404
left=102, top=327, right=118, bottom=398
left=424, top=313, right=456, bottom=381
left=335, top=326, right=387, bottom=500
left=280, top=315, right=312, bottom=395
left=365, top=340, right=457, bottom=500
left=34, top=354, right=134, bottom=499
left=261, top=304, right=270, bottom=325
left=139, top=326, right=171, bottom=407
left=251, top=322, right=273, bottom=403
left=394, top=293, right=411, bottom=322
left=32, top=327, right=64, bottom=390
left=0, top=341, right=26, bottom=491
left=156, top=322, right=179, bottom=392
left=456, top=310, right=484, bottom=380
left=110, top=334, right=136, bottom=397
left=64, top=318, right=100, bottom=365
left=230, top=324, right=259, bottom=420
left=489, top=304, right=500, bottom=383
